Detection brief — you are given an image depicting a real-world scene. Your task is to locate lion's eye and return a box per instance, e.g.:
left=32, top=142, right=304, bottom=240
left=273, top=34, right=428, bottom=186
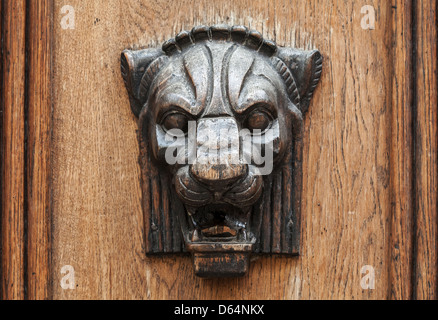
left=245, top=110, right=272, bottom=133
left=162, top=112, right=190, bottom=133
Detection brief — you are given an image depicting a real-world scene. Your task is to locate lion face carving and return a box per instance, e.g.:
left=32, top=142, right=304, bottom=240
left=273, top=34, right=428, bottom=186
left=122, top=25, right=322, bottom=277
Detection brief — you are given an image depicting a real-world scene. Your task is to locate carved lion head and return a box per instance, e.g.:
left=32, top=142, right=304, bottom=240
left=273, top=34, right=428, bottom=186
left=122, top=25, right=322, bottom=277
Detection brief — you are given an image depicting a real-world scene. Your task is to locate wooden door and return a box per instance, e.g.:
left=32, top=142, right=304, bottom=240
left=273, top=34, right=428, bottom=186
left=1, top=0, right=437, bottom=300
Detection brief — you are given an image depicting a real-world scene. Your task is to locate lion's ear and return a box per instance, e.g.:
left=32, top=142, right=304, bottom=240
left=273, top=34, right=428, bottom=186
left=121, top=49, right=167, bottom=117
left=276, top=48, right=323, bottom=115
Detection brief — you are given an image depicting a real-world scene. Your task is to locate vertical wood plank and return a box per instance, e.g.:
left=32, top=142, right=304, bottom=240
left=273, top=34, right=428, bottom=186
left=413, top=0, right=438, bottom=300
left=1, top=0, right=27, bottom=301
left=0, top=0, right=2, bottom=301
left=26, top=0, right=53, bottom=300
left=389, top=0, right=414, bottom=300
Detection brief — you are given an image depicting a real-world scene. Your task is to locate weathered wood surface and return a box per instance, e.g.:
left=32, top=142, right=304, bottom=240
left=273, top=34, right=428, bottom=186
left=390, top=0, right=414, bottom=300
left=0, top=0, right=53, bottom=301
left=52, top=0, right=397, bottom=300
left=413, top=0, right=437, bottom=300
left=1, top=0, right=27, bottom=301
left=27, top=0, right=54, bottom=300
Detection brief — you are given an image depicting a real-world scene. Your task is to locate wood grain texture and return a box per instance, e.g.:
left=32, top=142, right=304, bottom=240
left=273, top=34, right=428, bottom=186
left=413, top=0, right=438, bottom=300
left=389, top=0, right=414, bottom=300
left=0, top=0, right=2, bottom=301
left=26, top=0, right=53, bottom=300
left=51, top=0, right=396, bottom=300
left=1, top=0, right=27, bottom=301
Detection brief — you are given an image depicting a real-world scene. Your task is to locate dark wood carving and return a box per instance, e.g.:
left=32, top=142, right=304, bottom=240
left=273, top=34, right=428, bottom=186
left=121, top=25, right=322, bottom=278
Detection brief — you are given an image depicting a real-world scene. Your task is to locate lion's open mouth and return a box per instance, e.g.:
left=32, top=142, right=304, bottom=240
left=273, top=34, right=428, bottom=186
left=188, top=204, right=250, bottom=242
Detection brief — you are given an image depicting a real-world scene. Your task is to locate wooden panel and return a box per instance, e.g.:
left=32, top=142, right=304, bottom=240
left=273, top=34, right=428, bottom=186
left=52, top=0, right=394, bottom=300
left=27, top=0, right=53, bottom=300
left=0, top=0, right=2, bottom=301
left=1, top=0, right=27, bottom=301
left=389, top=0, right=414, bottom=300
left=298, top=1, right=392, bottom=300
left=413, top=0, right=438, bottom=300
left=1, top=0, right=53, bottom=300
left=0, top=0, right=2, bottom=300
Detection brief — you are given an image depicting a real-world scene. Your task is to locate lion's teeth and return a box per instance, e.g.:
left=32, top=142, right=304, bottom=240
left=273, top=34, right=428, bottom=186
left=238, top=228, right=248, bottom=241
left=191, top=229, right=201, bottom=242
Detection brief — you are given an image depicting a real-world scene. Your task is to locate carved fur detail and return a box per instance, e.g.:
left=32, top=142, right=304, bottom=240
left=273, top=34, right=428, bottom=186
left=162, top=25, right=278, bottom=57
left=138, top=55, right=169, bottom=103
left=276, top=48, right=323, bottom=114
left=121, top=48, right=165, bottom=117
left=302, top=52, right=323, bottom=111
left=271, top=56, right=301, bottom=108
left=123, top=27, right=322, bottom=118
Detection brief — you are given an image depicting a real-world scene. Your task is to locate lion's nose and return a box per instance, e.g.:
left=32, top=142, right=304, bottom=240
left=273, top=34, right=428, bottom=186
left=190, top=117, right=247, bottom=190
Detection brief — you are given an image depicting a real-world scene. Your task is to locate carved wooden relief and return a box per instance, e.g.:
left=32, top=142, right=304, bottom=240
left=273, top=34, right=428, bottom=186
left=121, top=25, right=322, bottom=278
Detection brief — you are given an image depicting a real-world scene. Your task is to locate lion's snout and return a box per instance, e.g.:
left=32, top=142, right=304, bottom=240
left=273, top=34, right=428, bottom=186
left=189, top=117, right=247, bottom=190
left=190, top=163, right=247, bottom=191
left=175, top=164, right=263, bottom=210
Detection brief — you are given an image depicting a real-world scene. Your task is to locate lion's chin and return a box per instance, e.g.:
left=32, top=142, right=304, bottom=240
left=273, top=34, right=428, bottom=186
left=184, top=202, right=256, bottom=279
